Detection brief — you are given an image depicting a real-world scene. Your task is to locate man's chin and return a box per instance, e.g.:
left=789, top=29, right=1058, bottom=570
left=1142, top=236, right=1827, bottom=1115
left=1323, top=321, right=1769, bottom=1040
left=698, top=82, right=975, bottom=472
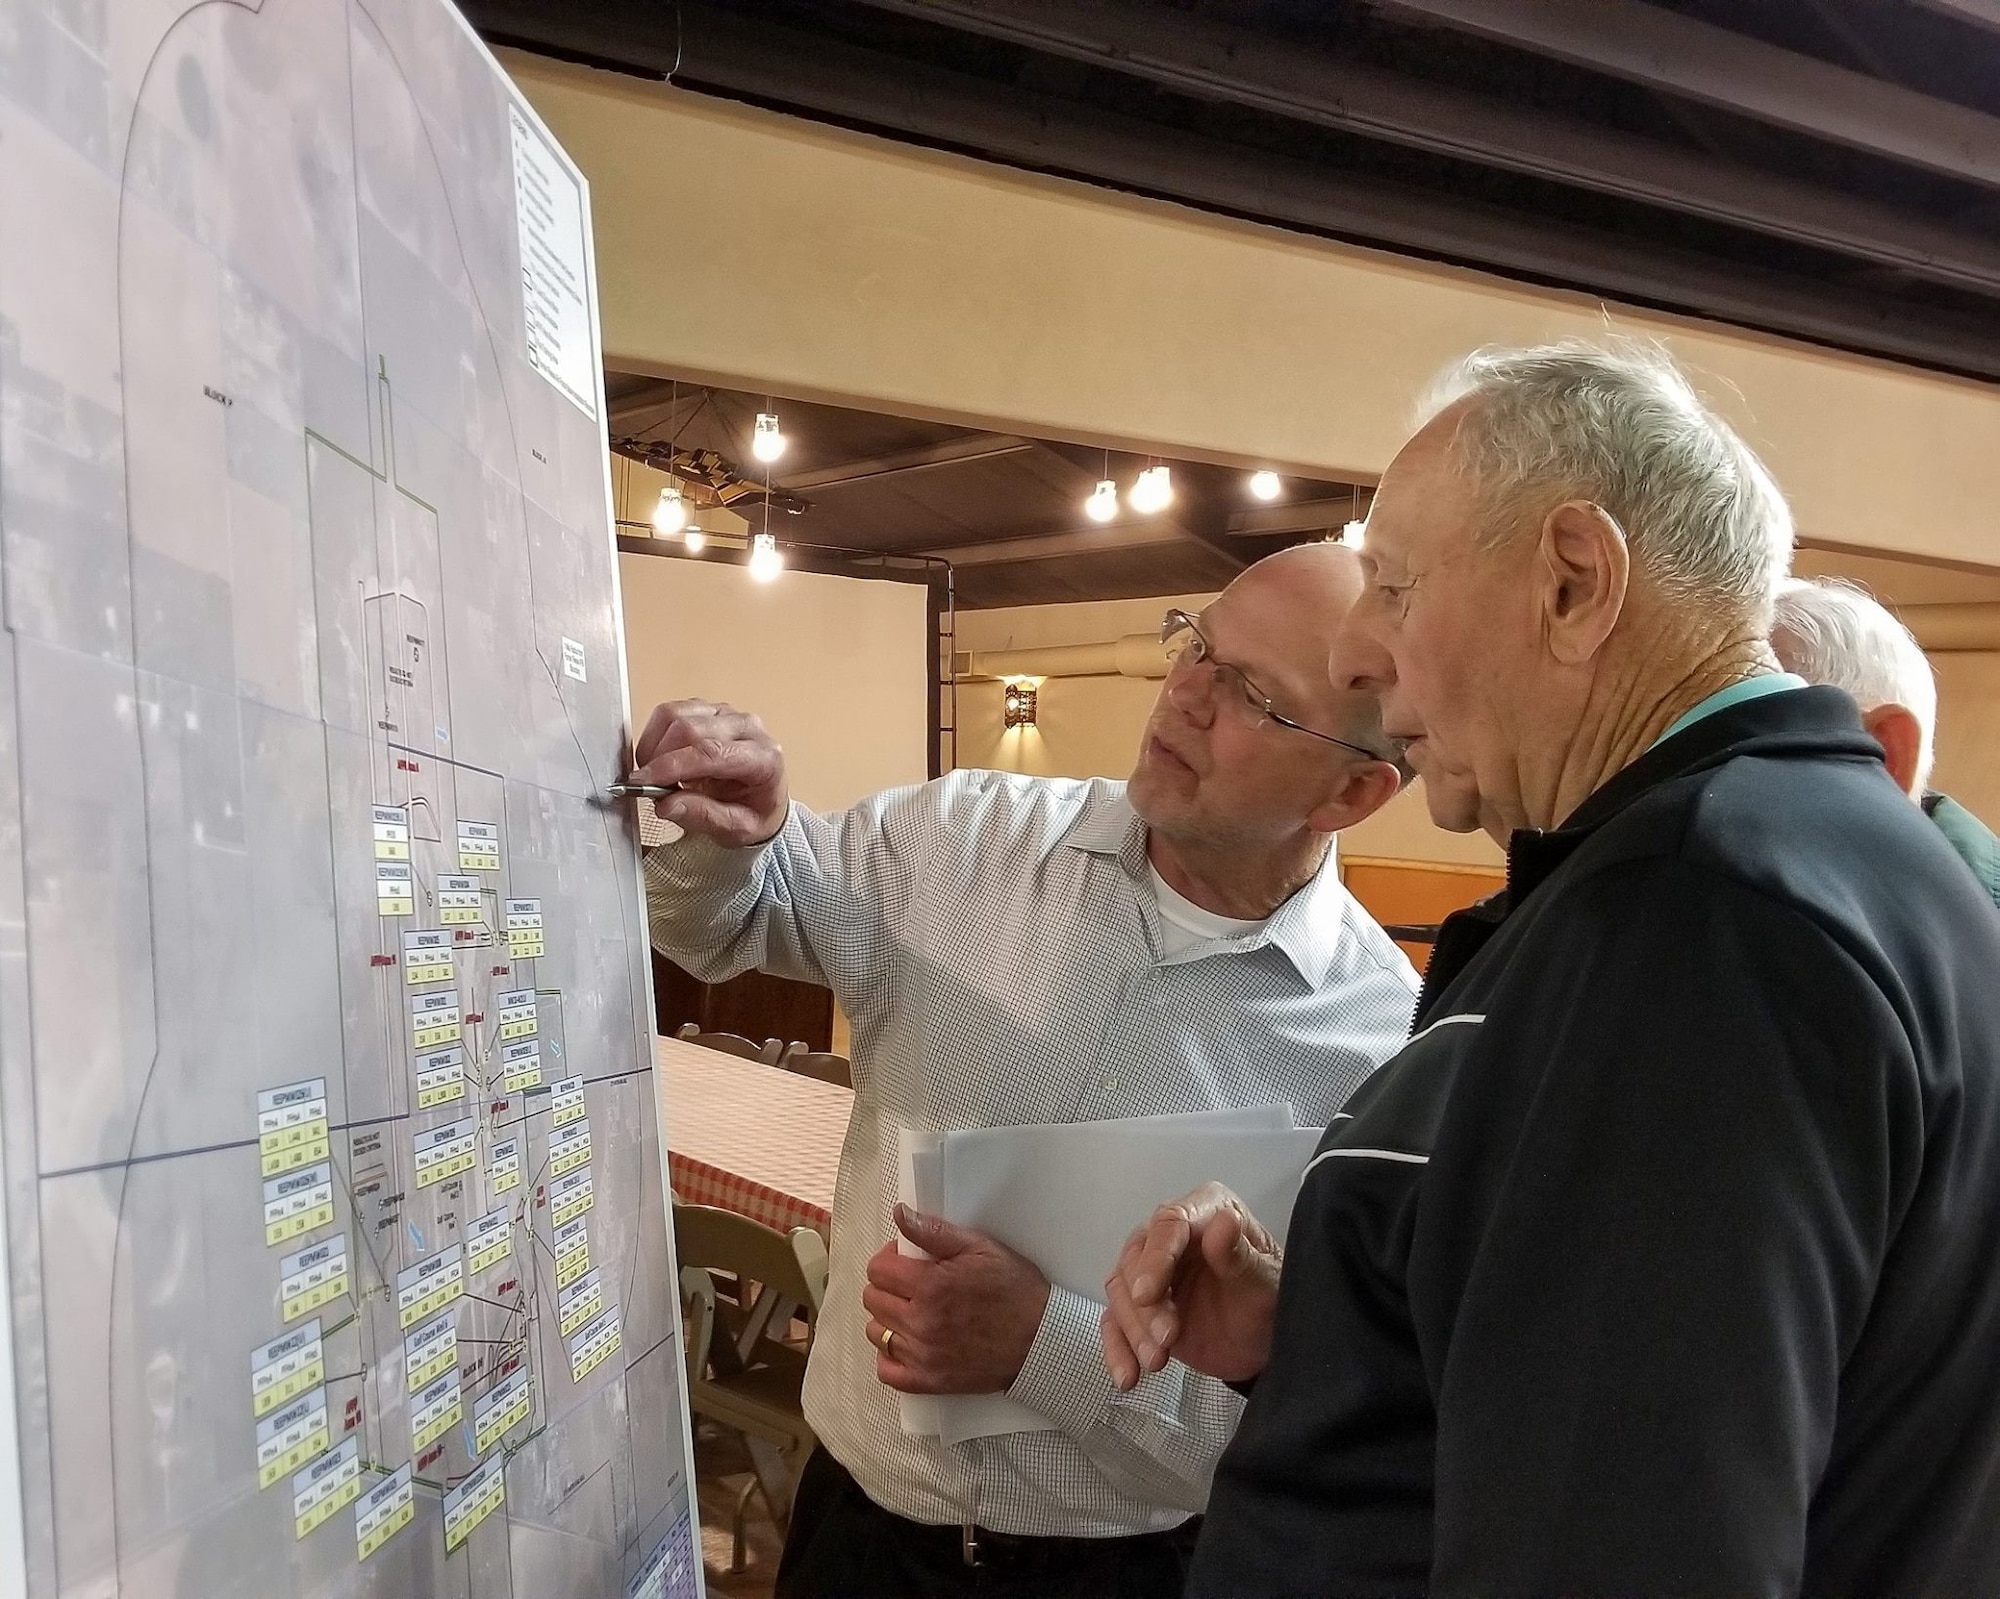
left=1125, top=765, right=1164, bottom=821
left=1126, top=763, right=1191, bottom=828
left=1415, top=774, right=1484, bottom=835
left=1423, top=799, right=1483, bottom=835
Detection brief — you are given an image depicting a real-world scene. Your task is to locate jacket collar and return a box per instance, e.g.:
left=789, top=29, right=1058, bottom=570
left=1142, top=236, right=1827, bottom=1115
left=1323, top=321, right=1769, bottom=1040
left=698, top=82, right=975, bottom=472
left=1064, top=784, right=1353, bottom=987
left=1504, top=684, right=1874, bottom=908
left=1416, top=685, right=1876, bottom=1021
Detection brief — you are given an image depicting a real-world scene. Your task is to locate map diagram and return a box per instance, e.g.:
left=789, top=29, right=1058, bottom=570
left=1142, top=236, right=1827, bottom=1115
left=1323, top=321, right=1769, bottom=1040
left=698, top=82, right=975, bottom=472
left=0, top=0, right=699, bottom=1591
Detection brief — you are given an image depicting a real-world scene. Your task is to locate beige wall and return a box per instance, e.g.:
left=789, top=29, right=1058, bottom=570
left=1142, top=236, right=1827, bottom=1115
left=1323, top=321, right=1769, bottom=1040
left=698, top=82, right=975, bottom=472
left=1933, top=653, right=2000, bottom=812
left=958, top=672, right=1155, bottom=780
left=953, top=590, right=1202, bottom=781
left=1788, top=551, right=2000, bottom=820
left=618, top=552, right=931, bottom=813
left=955, top=592, right=1192, bottom=781
left=1343, top=788, right=1508, bottom=868
left=507, top=51, right=2000, bottom=571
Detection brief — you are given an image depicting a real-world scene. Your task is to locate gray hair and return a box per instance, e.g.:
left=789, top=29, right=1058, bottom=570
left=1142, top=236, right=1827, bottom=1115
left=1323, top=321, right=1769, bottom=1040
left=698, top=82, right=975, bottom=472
left=1420, top=340, right=1794, bottom=622
left=1771, top=576, right=1936, bottom=791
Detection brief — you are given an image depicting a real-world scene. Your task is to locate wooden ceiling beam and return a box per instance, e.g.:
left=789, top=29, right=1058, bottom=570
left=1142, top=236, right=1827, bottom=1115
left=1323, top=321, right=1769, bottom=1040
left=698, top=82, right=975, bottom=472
left=926, top=521, right=1189, bottom=566
left=1226, top=493, right=1371, bottom=537
left=1372, top=0, right=2000, bottom=191
left=781, top=434, right=1037, bottom=490
left=607, top=378, right=693, bottom=436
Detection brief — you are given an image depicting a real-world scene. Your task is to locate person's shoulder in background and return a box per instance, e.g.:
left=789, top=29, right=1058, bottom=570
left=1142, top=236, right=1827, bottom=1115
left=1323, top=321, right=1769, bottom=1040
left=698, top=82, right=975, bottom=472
left=1923, top=791, right=2000, bottom=912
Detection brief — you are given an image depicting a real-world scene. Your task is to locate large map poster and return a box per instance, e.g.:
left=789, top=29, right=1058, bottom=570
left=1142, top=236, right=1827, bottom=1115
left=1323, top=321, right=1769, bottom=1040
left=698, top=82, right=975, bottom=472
left=0, top=0, right=700, bottom=1592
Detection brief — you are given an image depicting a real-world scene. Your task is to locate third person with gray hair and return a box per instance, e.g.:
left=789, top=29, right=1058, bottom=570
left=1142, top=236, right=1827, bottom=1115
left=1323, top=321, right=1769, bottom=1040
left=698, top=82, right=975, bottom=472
left=1772, top=574, right=1999, bottom=908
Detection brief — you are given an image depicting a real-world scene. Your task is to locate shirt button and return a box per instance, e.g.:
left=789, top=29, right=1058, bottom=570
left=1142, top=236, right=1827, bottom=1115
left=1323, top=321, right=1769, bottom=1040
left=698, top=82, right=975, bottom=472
left=1104, top=1077, right=1118, bottom=1092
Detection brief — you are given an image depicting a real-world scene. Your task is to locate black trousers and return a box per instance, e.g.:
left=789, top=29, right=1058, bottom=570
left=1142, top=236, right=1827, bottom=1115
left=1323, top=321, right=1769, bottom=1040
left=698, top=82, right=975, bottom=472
left=775, top=1446, right=1200, bottom=1598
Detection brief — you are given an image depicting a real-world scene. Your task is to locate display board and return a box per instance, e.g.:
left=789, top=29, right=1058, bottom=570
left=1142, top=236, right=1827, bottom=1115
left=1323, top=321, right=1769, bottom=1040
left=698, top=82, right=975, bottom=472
left=0, top=0, right=699, bottom=1592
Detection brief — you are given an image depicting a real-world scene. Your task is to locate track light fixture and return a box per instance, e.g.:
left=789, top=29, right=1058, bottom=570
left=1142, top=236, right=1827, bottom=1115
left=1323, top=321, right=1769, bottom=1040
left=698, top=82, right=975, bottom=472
left=752, top=411, right=786, bottom=464
left=653, top=482, right=688, bottom=535
left=1129, top=464, right=1173, bottom=515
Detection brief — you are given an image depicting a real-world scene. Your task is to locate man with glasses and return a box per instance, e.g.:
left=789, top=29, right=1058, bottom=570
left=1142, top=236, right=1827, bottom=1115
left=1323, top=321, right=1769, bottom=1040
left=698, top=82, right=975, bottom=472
left=631, top=542, right=1420, bottom=1598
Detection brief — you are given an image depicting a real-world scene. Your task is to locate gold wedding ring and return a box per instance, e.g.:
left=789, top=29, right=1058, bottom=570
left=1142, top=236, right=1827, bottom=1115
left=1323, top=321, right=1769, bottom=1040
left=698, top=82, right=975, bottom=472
left=877, top=1325, right=895, bottom=1356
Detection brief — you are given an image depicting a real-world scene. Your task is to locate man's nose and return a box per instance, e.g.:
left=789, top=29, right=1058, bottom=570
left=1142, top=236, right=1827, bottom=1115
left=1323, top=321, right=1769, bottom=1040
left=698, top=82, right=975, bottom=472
left=1165, top=664, right=1219, bottom=727
left=1328, top=617, right=1395, bottom=697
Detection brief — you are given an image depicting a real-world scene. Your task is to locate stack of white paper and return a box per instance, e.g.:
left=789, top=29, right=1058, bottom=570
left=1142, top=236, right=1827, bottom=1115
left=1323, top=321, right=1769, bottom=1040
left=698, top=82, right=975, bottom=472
left=895, top=1107, right=1326, bottom=1443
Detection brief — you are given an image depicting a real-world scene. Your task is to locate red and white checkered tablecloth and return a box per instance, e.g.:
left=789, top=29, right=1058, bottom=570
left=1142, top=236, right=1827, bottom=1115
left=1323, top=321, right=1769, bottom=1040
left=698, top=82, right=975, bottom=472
left=657, top=1035, right=850, bottom=1238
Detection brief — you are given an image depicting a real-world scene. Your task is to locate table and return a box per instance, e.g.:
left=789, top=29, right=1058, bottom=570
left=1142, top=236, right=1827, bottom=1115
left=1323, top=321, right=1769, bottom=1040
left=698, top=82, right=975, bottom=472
left=656, top=1034, right=850, bottom=1238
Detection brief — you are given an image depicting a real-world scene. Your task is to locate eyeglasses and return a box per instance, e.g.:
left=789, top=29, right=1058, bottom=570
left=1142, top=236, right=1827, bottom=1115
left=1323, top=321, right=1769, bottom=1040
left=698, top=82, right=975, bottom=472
left=1160, top=608, right=1391, bottom=761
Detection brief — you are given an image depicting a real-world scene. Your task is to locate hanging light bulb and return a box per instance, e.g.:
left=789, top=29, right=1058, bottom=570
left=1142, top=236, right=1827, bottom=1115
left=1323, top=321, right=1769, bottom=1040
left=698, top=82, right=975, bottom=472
left=1128, top=464, right=1174, bottom=515
left=652, top=482, right=688, bottom=536
left=1085, top=479, right=1120, bottom=523
left=748, top=532, right=784, bottom=582
left=683, top=526, right=707, bottom=553
left=751, top=411, right=787, bottom=464
left=1248, top=470, right=1282, bottom=502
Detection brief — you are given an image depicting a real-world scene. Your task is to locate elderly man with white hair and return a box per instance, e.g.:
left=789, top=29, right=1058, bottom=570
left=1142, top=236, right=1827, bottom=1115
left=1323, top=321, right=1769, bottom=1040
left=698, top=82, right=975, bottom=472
left=1102, top=342, right=2000, bottom=1597
left=1772, top=575, right=2000, bottom=907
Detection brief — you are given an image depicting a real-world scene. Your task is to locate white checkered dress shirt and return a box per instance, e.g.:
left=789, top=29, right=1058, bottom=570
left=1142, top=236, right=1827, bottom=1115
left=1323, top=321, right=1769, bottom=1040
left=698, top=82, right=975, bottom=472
left=647, top=770, right=1419, bottom=1538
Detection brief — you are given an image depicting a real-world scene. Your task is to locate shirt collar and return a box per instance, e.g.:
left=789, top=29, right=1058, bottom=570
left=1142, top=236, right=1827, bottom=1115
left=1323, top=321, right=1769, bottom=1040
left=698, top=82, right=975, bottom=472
left=1063, top=786, right=1350, bottom=987
left=1061, top=787, right=1139, bottom=857
left=1650, top=672, right=1807, bottom=749
left=1254, top=853, right=1360, bottom=987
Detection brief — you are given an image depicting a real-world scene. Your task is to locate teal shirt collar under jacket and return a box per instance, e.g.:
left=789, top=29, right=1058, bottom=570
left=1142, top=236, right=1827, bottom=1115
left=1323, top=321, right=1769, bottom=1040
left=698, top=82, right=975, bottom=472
left=1653, top=673, right=1808, bottom=749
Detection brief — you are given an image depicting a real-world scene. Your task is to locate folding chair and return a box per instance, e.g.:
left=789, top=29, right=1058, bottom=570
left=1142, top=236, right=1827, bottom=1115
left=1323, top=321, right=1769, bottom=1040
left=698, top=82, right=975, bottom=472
left=674, top=1201, right=829, bottom=1573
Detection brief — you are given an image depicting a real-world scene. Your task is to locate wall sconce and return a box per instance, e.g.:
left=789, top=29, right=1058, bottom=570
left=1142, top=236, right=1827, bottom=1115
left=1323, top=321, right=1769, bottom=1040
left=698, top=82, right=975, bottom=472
left=1004, top=682, right=1039, bottom=728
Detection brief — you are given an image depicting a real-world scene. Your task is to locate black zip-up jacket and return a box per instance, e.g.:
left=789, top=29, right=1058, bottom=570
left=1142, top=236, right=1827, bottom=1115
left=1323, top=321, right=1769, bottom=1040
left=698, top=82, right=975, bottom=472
left=1193, top=687, right=2000, bottom=1598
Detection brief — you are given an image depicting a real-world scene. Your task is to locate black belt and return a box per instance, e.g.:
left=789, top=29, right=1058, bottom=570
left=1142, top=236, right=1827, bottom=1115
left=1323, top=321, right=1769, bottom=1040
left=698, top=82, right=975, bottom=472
left=819, top=1447, right=1198, bottom=1570
left=957, top=1520, right=1189, bottom=1571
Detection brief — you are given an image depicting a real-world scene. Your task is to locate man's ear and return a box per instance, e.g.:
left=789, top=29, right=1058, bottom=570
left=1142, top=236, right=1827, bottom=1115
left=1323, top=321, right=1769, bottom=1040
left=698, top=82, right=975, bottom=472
left=1861, top=702, right=1925, bottom=799
left=1536, top=501, right=1629, bottom=666
left=1308, top=759, right=1404, bottom=836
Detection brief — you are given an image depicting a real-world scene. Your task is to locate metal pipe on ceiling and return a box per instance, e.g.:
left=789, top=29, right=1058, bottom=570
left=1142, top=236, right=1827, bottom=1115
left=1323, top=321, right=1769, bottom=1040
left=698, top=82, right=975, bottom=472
left=958, top=632, right=1170, bottom=681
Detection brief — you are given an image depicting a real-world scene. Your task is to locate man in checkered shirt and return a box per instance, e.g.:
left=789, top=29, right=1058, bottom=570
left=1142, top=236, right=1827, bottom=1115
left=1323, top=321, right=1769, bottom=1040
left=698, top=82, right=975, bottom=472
left=635, top=543, right=1420, bottom=1597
